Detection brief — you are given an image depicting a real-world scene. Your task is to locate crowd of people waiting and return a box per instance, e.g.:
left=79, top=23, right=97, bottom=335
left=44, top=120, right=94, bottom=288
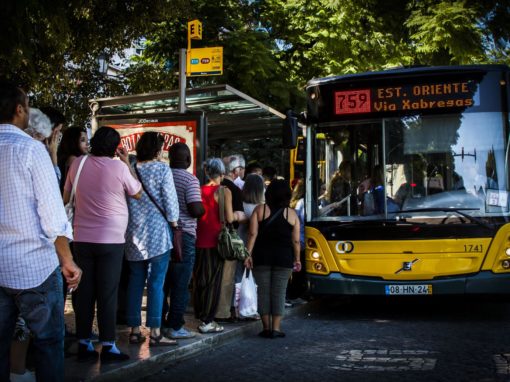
left=0, top=81, right=306, bottom=382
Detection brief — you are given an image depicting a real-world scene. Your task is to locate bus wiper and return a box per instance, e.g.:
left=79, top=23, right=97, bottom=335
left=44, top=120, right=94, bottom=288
left=397, top=208, right=495, bottom=231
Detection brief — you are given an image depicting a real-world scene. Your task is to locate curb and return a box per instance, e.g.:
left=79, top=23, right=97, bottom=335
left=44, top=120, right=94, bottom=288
left=89, top=303, right=309, bottom=382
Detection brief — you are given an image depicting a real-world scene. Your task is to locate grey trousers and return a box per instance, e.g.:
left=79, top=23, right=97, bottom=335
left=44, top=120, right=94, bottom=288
left=253, top=266, right=292, bottom=316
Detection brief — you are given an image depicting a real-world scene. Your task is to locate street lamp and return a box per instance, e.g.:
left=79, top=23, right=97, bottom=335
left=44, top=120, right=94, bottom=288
left=97, top=53, right=108, bottom=75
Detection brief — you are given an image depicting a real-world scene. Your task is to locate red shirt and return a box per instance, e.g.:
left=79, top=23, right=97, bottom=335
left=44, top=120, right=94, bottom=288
left=196, top=184, right=221, bottom=248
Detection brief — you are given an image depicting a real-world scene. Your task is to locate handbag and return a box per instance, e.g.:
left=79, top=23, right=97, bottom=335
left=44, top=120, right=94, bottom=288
left=217, top=186, right=250, bottom=261
left=134, top=165, right=183, bottom=262
left=64, top=155, right=88, bottom=226
left=171, top=226, right=184, bottom=262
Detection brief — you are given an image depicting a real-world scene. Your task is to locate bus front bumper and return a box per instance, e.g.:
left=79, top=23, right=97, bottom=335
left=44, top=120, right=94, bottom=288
left=308, top=271, right=510, bottom=295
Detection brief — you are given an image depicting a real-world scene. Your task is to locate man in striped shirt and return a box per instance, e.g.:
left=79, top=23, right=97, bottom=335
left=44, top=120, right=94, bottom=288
left=0, top=81, right=82, bottom=381
left=162, top=142, right=204, bottom=339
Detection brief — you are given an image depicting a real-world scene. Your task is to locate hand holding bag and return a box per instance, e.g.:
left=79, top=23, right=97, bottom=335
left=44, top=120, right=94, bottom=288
left=217, top=186, right=250, bottom=261
left=237, top=268, right=258, bottom=317
left=64, top=155, right=88, bottom=226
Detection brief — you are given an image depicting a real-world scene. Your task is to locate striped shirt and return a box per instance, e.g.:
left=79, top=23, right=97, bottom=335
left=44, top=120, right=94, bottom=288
left=171, top=168, right=202, bottom=237
left=0, top=124, right=73, bottom=289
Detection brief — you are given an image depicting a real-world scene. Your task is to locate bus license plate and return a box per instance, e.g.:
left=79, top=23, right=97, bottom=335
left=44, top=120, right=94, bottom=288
left=385, top=285, right=432, bottom=295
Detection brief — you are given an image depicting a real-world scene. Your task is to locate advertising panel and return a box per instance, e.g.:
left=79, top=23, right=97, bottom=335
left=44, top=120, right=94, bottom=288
left=108, top=120, right=198, bottom=175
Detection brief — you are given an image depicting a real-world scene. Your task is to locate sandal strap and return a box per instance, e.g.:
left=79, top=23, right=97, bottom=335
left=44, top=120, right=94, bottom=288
left=129, top=332, right=146, bottom=343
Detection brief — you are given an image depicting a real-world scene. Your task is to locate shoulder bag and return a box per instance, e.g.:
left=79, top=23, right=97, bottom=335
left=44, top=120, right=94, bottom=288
left=217, top=186, right=250, bottom=261
left=135, top=165, right=183, bottom=262
left=64, top=155, right=88, bottom=226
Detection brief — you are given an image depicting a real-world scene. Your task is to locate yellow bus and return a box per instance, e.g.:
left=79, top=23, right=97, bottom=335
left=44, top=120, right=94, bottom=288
left=303, top=65, right=510, bottom=295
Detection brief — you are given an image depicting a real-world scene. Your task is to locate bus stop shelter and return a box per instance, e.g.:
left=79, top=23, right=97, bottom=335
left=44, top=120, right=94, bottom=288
left=89, top=84, right=286, bottom=145
left=89, top=84, right=287, bottom=180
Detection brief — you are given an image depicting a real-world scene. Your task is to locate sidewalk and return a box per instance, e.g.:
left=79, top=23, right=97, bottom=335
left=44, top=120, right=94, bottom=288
left=63, top=296, right=308, bottom=382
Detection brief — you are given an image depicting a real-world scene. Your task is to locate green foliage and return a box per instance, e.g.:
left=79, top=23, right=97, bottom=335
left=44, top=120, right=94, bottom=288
left=0, top=0, right=188, bottom=125
left=2, top=0, right=510, bottom=130
left=406, top=0, right=484, bottom=64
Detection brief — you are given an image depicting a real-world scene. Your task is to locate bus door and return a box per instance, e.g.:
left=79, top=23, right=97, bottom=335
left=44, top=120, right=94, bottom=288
left=316, top=122, right=385, bottom=218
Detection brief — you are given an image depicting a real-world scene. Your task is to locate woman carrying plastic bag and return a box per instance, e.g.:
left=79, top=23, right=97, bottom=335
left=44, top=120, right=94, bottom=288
left=244, top=180, right=301, bottom=339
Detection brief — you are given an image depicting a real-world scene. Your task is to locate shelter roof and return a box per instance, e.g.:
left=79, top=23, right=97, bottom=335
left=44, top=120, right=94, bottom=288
left=90, top=84, right=285, bottom=142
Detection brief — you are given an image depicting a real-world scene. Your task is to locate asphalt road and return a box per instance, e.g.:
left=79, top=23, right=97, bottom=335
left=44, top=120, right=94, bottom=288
left=140, top=295, right=510, bottom=382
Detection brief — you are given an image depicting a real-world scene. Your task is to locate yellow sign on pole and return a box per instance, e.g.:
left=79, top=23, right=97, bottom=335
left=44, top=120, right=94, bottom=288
left=188, top=20, right=202, bottom=43
left=186, top=47, right=223, bottom=77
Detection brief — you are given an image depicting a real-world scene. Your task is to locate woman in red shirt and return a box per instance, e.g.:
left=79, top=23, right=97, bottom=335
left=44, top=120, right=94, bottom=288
left=194, top=158, right=234, bottom=333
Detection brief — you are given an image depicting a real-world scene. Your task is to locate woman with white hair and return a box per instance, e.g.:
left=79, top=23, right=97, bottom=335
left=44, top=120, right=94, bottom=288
left=27, top=108, right=61, bottom=181
left=27, top=107, right=52, bottom=141
left=193, top=158, right=235, bottom=334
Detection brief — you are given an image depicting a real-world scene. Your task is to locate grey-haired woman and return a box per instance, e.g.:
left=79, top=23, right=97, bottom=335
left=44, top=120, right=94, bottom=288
left=27, top=108, right=62, bottom=181
left=193, top=158, right=234, bottom=334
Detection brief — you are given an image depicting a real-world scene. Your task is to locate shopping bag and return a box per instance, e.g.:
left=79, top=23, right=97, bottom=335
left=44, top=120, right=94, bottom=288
left=238, top=268, right=258, bottom=317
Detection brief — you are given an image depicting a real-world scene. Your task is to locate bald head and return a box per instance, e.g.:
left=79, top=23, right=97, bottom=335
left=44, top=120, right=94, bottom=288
left=169, top=142, right=191, bottom=169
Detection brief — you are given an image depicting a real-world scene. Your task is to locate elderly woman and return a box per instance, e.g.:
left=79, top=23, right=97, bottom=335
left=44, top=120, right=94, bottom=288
left=244, top=179, right=301, bottom=339
left=63, top=126, right=141, bottom=362
left=193, top=158, right=234, bottom=334
left=27, top=107, right=62, bottom=182
left=125, top=132, right=179, bottom=346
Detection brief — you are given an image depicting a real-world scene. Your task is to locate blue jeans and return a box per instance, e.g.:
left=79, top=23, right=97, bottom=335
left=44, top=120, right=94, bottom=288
left=0, top=267, right=64, bottom=382
left=162, top=232, right=196, bottom=330
left=126, top=252, right=170, bottom=328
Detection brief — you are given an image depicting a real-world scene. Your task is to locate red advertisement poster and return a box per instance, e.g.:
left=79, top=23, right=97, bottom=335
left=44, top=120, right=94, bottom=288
left=109, top=121, right=197, bottom=175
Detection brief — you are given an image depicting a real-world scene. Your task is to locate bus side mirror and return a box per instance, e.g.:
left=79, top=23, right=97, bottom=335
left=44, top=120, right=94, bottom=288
left=282, top=114, right=298, bottom=149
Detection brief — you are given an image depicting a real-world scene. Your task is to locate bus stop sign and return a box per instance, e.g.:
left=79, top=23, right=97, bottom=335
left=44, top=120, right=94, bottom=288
left=186, top=47, right=223, bottom=77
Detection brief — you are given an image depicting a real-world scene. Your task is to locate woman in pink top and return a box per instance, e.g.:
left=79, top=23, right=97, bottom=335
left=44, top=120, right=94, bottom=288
left=63, top=126, right=141, bottom=363
left=193, top=158, right=234, bottom=334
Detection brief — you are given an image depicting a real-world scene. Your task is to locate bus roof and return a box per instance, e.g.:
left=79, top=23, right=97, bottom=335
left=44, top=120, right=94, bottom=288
left=307, top=64, right=510, bottom=89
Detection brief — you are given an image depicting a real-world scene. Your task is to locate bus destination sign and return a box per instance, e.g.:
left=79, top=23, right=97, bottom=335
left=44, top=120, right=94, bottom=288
left=334, top=81, right=476, bottom=115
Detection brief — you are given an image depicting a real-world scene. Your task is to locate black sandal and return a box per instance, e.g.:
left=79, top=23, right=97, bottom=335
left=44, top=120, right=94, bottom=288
left=129, top=332, right=146, bottom=344
left=149, top=334, right=178, bottom=347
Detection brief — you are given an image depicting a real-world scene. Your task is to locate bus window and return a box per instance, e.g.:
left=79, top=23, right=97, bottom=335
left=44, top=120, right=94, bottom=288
left=317, top=123, right=388, bottom=217
left=314, top=112, right=508, bottom=220
left=384, top=113, right=506, bottom=214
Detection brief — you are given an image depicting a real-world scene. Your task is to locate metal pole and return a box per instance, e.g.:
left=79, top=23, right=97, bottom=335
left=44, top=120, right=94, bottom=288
left=179, top=48, right=187, bottom=114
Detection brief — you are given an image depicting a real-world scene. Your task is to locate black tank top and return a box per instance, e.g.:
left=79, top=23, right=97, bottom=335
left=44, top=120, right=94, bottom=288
left=252, top=205, right=294, bottom=268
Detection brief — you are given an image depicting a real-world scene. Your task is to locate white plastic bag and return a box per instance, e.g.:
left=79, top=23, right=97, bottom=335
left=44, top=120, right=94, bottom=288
left=237, top=268, right=258, bottom=317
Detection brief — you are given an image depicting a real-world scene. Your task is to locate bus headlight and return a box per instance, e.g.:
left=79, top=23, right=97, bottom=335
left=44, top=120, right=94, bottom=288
left=314, top=263, right=324, bottom=271
left=502, top=260, right=510, bottom=269
left=505, top=248, right=510, bottom=256
left=311, top=251, right=320, bottom=259
left=307, top=239, right=318, bottom=248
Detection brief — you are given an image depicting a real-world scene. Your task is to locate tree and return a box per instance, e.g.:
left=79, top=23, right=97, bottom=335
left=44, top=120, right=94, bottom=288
left=2, top=0, right=510, bottom=128
left=135, top=0, right=305, bottom=111
left=262, top=0, right=510, bottom=82
left=0, top=0, right=189, bottom=124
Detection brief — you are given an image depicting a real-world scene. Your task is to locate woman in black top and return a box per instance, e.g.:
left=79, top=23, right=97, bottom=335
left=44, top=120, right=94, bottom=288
left=245, top=180, right=301, bottom=338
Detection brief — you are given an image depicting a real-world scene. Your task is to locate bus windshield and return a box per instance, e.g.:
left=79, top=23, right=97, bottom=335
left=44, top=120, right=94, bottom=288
left=313, top=112, right=509, bottom=222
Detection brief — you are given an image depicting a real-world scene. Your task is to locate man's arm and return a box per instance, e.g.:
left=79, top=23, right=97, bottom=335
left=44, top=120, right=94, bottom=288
left=187, top=201, right=205, bottom=218
left=54, top=236, right=82, bottom=291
